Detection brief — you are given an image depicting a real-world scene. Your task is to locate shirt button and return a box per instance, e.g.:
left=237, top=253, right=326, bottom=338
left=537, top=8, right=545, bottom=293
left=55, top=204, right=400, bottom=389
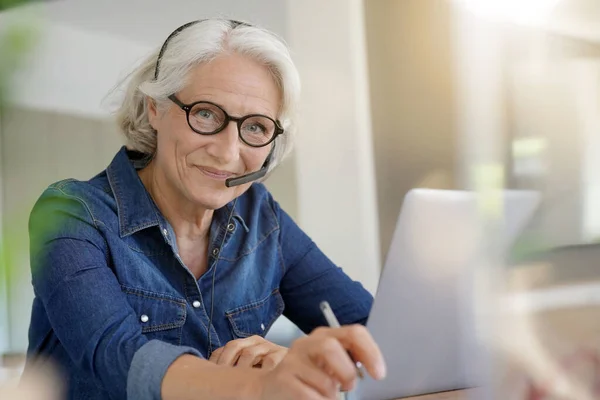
left=212, top=247, right=220, bottom=256
left=162, top=228, right=168, bottom=236
left=227, top=223, right=235, bottom=232
left=260, top=323, right=265, bottom=331
left=140, top=315, right=149, bottom=323
left=192, top=300, right=201, bottom=308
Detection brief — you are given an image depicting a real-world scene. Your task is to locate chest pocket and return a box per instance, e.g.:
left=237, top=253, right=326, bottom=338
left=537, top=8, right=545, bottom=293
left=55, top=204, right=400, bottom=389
left=122, top=286, right=187, bottom=345
left=225, top=289, right=284, bottom=339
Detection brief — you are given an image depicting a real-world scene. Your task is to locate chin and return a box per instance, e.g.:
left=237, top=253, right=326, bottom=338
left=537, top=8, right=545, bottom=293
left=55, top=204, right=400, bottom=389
left=186, top=184, right=235, bottom=210
left=193, top=192, right=232, bottom=210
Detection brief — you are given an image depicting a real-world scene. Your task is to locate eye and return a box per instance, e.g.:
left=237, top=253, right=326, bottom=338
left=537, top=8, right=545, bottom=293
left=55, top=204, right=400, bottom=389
left=244, top=123, right=267, bottom=135
left=194, top=108, right=215, bottom=120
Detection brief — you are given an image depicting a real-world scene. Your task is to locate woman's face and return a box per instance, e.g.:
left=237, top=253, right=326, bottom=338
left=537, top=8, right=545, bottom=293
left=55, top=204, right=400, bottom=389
left=148, top=53, right=280, bottom=210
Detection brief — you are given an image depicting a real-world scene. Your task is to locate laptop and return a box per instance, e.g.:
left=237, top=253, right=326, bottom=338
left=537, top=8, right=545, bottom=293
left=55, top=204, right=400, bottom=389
left=352, top=189, right=541, bottom=400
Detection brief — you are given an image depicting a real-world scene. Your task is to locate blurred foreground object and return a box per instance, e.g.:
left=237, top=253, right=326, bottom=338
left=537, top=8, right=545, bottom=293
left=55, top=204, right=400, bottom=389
left=0, top=359, right=62, bottom=400
left=495, top=245, right=600, bottom=399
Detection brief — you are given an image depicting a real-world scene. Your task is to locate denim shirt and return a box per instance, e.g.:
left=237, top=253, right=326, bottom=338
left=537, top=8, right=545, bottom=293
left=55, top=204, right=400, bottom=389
left=26, top=146, right=373, bottom=400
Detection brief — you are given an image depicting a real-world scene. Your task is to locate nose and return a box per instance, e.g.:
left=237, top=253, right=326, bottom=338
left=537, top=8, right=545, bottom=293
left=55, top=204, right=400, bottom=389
left=205, top=121, right=241, bottom=164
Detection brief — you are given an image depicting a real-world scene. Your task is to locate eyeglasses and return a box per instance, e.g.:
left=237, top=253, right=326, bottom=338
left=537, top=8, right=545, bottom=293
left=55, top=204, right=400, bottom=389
left=169, top=95, right=284, bottom=148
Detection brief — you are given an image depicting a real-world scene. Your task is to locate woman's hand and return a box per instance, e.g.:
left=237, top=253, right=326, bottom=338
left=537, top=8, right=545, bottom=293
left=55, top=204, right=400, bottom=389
left=163, top=325, right=384, bottom=400
left=255, top=325, right=386, bottom=400
left=209, top=336, right=288, bottom=370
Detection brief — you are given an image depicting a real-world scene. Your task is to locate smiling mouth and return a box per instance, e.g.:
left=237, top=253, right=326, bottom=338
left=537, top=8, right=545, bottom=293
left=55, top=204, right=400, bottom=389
left=196, top=166, right=237, bottom=181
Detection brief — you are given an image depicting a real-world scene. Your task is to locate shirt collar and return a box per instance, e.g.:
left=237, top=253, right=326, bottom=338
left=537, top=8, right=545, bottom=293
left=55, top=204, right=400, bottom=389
left=106, top=146, right=248, bottom=237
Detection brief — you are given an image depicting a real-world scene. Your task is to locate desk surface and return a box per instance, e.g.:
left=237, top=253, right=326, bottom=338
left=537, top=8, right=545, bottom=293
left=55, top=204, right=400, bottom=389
left=400, top=389, right=471, bottom=399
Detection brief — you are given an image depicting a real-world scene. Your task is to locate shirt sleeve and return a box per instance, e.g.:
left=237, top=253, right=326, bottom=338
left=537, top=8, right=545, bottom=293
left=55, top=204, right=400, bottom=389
left=29, top=185, right=201, bottom=400
left=270, top=193, right=374, bottom=334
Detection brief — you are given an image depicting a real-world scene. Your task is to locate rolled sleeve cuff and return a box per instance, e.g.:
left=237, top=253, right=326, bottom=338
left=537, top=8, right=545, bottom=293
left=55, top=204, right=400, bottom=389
left=127, top=340, right=202, bottom=400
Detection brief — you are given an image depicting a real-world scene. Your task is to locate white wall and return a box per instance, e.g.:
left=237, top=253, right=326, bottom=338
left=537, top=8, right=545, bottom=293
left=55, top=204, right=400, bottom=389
left=286, top=0, right=381, bottom=293
left=9, top=23, right=151, bottom=117
left=364, top=0, right=458, bottom=259
left=41, top=0, right=289, bottom=46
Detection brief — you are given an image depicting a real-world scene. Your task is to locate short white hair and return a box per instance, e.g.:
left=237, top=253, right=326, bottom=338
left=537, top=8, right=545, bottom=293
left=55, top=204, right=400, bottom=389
left=114, top=19, right=300, bottom=174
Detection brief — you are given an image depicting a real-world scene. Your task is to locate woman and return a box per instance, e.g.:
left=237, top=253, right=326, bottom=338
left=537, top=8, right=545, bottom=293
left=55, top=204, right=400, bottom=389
left=25, top=19, right=385, bottom=399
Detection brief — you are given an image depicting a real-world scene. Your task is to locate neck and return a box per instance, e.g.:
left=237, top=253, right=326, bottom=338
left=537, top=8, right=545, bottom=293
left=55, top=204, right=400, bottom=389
left=138, top=160, right=213, bottom=241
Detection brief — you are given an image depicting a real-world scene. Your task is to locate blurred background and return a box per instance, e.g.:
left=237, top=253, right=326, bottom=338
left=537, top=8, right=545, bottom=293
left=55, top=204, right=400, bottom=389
left=1, top=0, right=600, bottom=396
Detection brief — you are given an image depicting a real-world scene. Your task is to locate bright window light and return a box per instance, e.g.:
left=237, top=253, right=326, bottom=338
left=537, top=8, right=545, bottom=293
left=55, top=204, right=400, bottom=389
left=454, top=0, right=563, bottom=26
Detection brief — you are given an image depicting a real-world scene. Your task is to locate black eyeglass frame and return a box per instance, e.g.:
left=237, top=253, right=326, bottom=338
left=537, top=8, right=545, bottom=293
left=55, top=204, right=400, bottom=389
left=168, top=95, right=284, bottom=148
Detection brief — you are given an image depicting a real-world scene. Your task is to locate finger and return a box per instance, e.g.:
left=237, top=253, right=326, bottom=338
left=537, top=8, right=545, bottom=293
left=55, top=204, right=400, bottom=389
left=208, top=347, right=224, bottom=363
left=260, top=348, right=287, bottom=371
left=313, top=325, right=386, bottom=380
left=236, top=343, right=272, bottom=368
left=308, top=336, right=357, bottom=390
left=339, top=325, right=386, bottom=380
left=217, top=336, right=262, bottom=366
left=294, top=359, right=339, bottom=399
left=317, top=358, right=353, bottom=393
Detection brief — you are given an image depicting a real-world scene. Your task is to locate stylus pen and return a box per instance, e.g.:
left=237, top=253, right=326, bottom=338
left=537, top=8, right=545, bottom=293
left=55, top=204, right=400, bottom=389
left=320, top=301, right=365, bottom=379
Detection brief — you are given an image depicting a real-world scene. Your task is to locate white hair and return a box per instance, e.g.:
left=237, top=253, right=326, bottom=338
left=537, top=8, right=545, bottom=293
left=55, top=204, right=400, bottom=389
left=114, top=18, right=300, bottom=174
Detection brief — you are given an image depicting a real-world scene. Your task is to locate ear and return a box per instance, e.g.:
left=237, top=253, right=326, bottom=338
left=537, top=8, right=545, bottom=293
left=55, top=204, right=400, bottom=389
left=146, top=96, right=159, bottom=131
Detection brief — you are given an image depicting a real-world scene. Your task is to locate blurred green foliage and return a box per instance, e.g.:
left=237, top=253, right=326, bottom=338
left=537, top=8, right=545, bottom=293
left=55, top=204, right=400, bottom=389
left=0, top=0, right=30, bottom=10
left=0, top=0, right=39, bottom=106
left=0, top=0, right=39, bottom=291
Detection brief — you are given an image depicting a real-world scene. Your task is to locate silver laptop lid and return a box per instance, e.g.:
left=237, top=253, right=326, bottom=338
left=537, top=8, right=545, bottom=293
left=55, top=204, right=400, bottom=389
left=355, top=189, right=540, bottom=400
